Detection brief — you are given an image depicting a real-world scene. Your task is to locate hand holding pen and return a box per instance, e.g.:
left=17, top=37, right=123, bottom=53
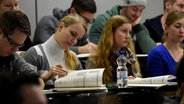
left=86, top=39, right=97, bottom=50
left=78, top=39, right=97, bottom=53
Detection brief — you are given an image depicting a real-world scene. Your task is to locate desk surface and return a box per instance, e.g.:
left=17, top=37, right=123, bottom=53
left=44, top=85, right=179, bottom=104
left=45, top=91, right=179, bottom=104
left=108, top=84, right=177, bottom=95
left=44, top=84, right=177, bottom=96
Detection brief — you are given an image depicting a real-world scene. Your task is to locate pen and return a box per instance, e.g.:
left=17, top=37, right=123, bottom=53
left=86, top=38, right=97, bottom=50
left=86, top=39, right=90, bottom=43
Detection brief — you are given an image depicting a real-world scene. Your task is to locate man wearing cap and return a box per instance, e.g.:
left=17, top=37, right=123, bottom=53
left=144, top=0, right=184, bottom=45
left=89, top=0, right=156, bottom=54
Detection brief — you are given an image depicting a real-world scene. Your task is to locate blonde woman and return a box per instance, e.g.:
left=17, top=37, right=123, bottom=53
left=24, top=14, right=87, bottom=85
left=86, top=15, right=141, bottom=84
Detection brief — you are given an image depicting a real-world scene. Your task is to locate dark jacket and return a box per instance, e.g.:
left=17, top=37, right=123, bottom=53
left=143, top=14, right=163, bottom=42
left=19, top=37, right=33, bottom=51
left=0, top=53, right=37, bottom=75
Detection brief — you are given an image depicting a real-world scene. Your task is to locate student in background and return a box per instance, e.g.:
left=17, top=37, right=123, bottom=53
left=24, top=14, right=87, bottom=85
left=147, top=11, right=184, bottom=77
left=33, top=0, right=97, bottom=54
left=89, top=0, right=156, bottom=54
left=86, top=15, right=141, bottom=84
left=0, top=0, right=33, bottom=51
left=144, top=0, right=184, bottom=45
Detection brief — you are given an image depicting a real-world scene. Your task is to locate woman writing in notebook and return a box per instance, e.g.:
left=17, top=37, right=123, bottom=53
left=24, top=14, right=87, bottom=85
left=86, top=15, right=141, bottom=84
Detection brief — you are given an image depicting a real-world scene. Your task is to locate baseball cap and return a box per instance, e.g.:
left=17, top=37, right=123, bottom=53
left=122, top=0, right=147, bottom=7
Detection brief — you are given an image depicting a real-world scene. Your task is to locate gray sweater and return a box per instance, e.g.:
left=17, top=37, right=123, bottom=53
left=24, top=36, right=83, bottom=85
left=0, top=53, right=37, bottom=75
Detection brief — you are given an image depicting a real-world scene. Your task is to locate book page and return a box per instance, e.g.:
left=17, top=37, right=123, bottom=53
left=136, top=54, right=148, bottom=57
left=52, top=86, right=107, bottom=92
left=128, top=84, right=167, bottom=88
left=54, top=68, right=105, bottom=88
left=128, top=75, right=176, bottom=84
left=77, top=53, right=90, bottom=58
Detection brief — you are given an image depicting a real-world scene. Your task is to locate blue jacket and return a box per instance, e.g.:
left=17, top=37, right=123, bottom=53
left=147, top=44, right=176, bottom=77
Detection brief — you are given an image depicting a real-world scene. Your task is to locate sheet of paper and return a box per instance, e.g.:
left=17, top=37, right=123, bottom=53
left=77, top=53, right=90, bottom=58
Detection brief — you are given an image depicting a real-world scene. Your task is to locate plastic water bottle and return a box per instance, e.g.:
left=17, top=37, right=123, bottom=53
left=116, top=51, right=128, bottom=88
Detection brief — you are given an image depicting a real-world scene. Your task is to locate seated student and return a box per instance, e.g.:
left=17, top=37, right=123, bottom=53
left=0, top=0, right=33, bottom=51
left=89, top=0, right=156, bottom=54
left=86, top=15, right=141, bottom=84
left=144, top=0, right=184, bottom=45
left=0, top=10, right=37, bottom=75
left=33, top=0, right=97, bottom=54
left=34, top=0, right=97, bottom=69
left=24, top=14, right=87, bottom=85
left=0, top=73, right=47, bottom=104
left=147, top=11, right=184, bottom=77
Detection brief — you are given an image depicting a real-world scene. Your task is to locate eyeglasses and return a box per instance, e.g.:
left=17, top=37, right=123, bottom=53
left=2, top=29, right=24, bottom=48
left=75, top=9, right=95, bottom=24
left=80, top=15, right=95, bottom=24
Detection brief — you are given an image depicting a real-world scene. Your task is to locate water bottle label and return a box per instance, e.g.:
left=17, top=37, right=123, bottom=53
left=122, top=77, right=127, bottom=80
left=116, top=51, right=128, bottom=88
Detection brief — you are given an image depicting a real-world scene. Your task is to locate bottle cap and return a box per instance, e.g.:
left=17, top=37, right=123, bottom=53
left=107, top=84, right=113, bottom=89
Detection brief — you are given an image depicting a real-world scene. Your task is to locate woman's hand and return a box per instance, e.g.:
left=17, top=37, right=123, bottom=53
left=128, top=75, right=135, bottom=80
left=41, top=64, right=68, bottom=82
left=78, top=43, right=97, bottom=53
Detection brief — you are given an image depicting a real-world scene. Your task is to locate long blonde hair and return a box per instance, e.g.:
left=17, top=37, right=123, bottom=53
left=64, top=49, right=79, bottom=70
left=88, top=15, right=141, bottom=82
left=60, top=14, right=87, bottom=70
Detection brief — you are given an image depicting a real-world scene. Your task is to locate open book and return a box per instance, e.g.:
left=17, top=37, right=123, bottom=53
left=77, top=53, right=90, bottom=58
left=53, top=68, right=107, bottom=92
left=128, top=75, right=177, bottom=88
left=77, top=53, right=148, bottom=58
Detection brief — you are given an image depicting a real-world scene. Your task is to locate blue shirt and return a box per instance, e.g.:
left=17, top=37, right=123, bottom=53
left=147, top=44, right=176, bottom=77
